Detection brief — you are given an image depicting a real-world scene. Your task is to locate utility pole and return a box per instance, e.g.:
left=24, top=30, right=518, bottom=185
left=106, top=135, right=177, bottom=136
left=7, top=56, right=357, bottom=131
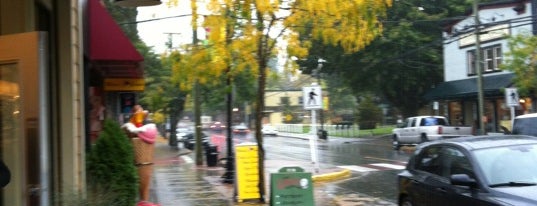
left=474, top=0, right=485, bottom=135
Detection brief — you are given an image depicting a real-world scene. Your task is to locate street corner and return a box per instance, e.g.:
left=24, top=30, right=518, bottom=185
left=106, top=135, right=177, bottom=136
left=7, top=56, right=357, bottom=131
left=312, top=169, right=351, bottom=182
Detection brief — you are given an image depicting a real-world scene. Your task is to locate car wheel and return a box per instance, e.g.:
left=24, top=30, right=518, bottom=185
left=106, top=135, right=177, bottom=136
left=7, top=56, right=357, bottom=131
left=420, top=134, right=428, bottom=143
left=393, top=135, right=401, bottom=150
left=400, top=196, right=413, bottom=206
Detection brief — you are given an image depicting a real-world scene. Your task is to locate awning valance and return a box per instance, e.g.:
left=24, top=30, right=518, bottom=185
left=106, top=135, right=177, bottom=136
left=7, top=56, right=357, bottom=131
left=88, top=0, right=144, bottom=78
left=424, top=73, right=514, bottom=101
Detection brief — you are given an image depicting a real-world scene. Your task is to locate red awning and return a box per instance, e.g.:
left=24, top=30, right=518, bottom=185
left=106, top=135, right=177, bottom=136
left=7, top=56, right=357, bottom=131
left=88, top=0, right=144, bottom=78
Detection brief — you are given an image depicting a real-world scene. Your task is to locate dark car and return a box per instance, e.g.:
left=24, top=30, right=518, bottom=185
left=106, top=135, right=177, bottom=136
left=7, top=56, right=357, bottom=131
left=232, top=124, right=250, bottom=135
left=398, top=135, right=537, bottom=206
left=182, top=132, right=210, bottom=150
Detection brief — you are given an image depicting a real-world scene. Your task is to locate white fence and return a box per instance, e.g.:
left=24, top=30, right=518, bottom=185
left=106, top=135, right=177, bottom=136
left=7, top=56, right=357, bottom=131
left=275, top=123, right=362, bottom=137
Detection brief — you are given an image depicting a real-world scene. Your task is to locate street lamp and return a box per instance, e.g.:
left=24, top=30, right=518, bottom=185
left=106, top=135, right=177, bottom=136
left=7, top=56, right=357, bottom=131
left=316, top=58, right=326, bottom=135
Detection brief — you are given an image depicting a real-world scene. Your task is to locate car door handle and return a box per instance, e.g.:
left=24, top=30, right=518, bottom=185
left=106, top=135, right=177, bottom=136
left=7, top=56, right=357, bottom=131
left=411, top=179, right=420, bottom=184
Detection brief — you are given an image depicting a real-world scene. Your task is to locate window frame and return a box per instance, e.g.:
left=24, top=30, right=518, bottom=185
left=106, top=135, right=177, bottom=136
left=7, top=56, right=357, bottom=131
left=466, top=44, right=502, bottom=75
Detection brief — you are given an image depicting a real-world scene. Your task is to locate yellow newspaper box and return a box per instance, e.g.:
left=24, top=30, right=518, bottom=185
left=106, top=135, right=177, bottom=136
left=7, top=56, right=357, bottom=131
left=235, top=142, right=260, bottom=202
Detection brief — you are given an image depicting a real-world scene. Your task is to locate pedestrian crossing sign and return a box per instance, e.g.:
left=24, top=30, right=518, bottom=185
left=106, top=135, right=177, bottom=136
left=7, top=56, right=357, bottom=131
left=505, top=88, right=519, bottom=107
left=303, top=86, right=322, bottom=110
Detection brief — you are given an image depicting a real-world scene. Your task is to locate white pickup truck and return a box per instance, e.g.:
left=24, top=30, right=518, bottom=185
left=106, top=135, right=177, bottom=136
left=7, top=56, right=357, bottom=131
left=392, top=116, right=473, bottom=150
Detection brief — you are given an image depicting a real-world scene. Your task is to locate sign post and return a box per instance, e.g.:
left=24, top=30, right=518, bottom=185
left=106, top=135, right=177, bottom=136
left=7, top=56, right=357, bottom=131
left=505, top=88, right=519, bottom=127
left=303, top=84, right=322, bottom=173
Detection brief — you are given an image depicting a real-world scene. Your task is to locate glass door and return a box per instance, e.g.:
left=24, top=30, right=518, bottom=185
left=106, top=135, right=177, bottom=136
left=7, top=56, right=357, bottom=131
left=0, top=32, right=48, bottom=206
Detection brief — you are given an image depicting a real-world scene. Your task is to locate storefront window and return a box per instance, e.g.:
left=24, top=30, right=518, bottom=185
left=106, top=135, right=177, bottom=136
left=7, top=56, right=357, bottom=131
left=0, top=63, right=21, bottom=206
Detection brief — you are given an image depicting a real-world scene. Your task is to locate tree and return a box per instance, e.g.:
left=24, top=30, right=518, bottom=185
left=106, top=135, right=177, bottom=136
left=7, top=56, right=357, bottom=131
left=167, top=0, right=391, bottom=201
left=502, top=32, right=537, bottom=98
left=299, top=0, right=498, bottom=117
left=201, top=0, right=392, bottom=201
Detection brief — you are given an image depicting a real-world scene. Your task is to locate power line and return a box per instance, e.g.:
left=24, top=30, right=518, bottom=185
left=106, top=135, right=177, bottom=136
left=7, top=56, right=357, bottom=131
left=119, top=14, right=193, bottom=25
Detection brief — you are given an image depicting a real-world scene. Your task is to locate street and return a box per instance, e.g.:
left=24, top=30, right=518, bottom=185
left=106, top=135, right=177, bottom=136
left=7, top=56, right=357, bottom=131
left=207, top=132, right=413, bottom=204
left=263, top=134, right=412, bottom=204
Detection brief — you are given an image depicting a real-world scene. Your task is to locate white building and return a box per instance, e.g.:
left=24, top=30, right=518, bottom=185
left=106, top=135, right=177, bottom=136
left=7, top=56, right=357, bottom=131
left=425, top=0, right=535, bottom=132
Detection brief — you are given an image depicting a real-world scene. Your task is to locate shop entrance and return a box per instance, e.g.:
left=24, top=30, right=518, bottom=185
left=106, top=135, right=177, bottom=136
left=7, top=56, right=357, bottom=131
left=0, top=32, right=49, bottom=206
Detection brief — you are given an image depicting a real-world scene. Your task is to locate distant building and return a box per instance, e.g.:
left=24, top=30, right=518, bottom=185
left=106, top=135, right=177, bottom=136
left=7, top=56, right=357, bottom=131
left=425, top=0, right=535, bottom=132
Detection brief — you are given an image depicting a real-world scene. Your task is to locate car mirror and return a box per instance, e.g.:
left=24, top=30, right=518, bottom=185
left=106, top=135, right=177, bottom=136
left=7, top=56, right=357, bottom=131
left=451, top=174, right=477, bottom=188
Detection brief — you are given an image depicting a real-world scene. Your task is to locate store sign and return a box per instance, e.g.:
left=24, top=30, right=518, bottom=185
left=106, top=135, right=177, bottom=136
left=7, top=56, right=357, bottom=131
left=104, top=78, right=144, bottom=91
left=459, top=24, right=509, bottom=47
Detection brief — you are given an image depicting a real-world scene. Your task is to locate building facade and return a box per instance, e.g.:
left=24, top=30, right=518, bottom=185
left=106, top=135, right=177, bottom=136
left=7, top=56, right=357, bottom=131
left=425, top=0, right=536, bottom=133
left=0, top=0, right=147, bottom=205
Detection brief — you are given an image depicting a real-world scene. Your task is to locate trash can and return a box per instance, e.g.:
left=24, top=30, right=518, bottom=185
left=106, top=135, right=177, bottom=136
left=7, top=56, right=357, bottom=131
left=205, top=145, right=219, bottom=167
left=317, top=130, right=328, bottom=140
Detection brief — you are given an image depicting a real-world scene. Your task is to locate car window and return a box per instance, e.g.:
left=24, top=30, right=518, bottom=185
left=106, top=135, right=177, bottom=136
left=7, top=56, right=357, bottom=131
left=420, top=117, right=448, bottom=126
left=474, top=144, right=537, bottom=185
left=442, top=147, right=475, bottom=179
left=415, top=147, right=442, bottom=176
left=410, top=118, right=417, bottom=127
left=512, top=117, right=537, bottom=136
left=415, top=146, right=475, bottom=179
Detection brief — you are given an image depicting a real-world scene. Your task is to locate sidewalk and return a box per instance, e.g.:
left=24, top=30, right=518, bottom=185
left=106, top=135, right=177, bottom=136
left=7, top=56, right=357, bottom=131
left=148, top=135, right=351, bottom=206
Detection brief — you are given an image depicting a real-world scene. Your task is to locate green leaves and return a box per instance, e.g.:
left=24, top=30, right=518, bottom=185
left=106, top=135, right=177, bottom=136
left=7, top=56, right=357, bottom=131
left=502, top=33, right=537, bottom=97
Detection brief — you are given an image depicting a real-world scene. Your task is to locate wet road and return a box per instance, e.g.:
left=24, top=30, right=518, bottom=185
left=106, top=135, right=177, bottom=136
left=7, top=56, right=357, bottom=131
left=262, top=134, right=413, bottom=204
left=184, top=131, right=413, bottom=204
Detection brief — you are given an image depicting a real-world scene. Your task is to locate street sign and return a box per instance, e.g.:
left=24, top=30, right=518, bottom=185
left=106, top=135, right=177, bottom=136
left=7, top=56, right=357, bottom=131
left=303, top=85, right=322, bottom=110
left=505, top=88, right=519, bottom=107
left=270, top=167, right=314, bottom=206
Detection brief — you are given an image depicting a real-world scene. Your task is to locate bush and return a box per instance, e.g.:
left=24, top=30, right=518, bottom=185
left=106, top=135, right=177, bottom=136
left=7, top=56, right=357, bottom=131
left=87, top=119, right=138, bottom=206
left=357, top=96, right=382, bottom=130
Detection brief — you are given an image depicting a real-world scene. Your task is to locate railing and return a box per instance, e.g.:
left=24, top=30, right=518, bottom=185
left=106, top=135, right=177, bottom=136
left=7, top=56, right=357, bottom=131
left=275, top=123, right=362, bottom=137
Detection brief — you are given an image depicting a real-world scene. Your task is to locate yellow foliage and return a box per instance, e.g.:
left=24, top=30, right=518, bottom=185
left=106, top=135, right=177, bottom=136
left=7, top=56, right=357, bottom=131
left=164, top=0, right=391, bottom=93
left=152, top=112, right=165, bottom=124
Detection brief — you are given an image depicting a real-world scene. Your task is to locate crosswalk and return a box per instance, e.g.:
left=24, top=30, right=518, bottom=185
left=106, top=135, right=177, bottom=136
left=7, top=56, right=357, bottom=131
left=338, top=162, right=407, bottom=173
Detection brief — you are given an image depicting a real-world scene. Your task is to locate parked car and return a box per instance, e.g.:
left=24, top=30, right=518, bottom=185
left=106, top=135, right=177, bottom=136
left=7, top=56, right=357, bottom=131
left=392, top=116, right=473, bottom=150
left=232, top=124, right=250, bottom=134
left=181, top=132, right=210, bottom=150
left=261, top=125, right=278, bottom=136
left=398, top=135, right=537, bottom=206
left=511, top=113, right=537, bottom=136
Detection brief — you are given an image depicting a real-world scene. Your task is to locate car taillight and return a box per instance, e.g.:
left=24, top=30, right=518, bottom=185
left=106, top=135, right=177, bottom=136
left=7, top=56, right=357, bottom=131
left=438, top=126, right=443, bottom=134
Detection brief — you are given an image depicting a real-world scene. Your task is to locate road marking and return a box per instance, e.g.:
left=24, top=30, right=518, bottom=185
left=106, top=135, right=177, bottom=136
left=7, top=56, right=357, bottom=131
left=338, top=165, right=378, bottom=172
left=370, top=163, right=406, bottom=170
left=338, top=162, right=407, bottom=172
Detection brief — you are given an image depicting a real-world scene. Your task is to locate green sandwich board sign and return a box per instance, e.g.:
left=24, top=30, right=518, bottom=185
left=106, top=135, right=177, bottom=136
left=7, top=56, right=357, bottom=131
left=270, top=167, right=314, bottom=206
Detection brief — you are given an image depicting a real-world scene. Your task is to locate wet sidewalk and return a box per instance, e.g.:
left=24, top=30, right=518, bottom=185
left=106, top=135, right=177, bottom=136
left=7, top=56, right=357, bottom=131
left=148, top=135, right=351, bottom=206
left=149, top=135, right=397, bottom=206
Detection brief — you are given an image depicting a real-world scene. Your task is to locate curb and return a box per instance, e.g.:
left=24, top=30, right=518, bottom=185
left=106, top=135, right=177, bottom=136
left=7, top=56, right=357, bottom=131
left=312, top=169, right=351, bottom=182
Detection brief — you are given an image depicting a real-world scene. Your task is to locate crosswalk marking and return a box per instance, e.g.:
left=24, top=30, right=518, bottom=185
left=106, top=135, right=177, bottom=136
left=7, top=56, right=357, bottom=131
left=338, top=162, right=407, bottom=172
left=338, top=165, right=379, bottom=172
left=370, top=163, right=406, bottom=170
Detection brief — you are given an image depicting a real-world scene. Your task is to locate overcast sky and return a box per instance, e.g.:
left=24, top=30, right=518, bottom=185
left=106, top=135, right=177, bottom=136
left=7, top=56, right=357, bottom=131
left=137, top=1, right=207, bottom=54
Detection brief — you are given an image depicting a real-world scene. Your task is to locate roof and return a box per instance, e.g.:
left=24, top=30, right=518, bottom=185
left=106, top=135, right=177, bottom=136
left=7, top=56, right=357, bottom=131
left=420, top=135, right=537, bottom=151
left=423, top=73, right=514, bottom=101
left=443, top=0, right=531, bottom=32
left=515, top=113, right=537, bottom=119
